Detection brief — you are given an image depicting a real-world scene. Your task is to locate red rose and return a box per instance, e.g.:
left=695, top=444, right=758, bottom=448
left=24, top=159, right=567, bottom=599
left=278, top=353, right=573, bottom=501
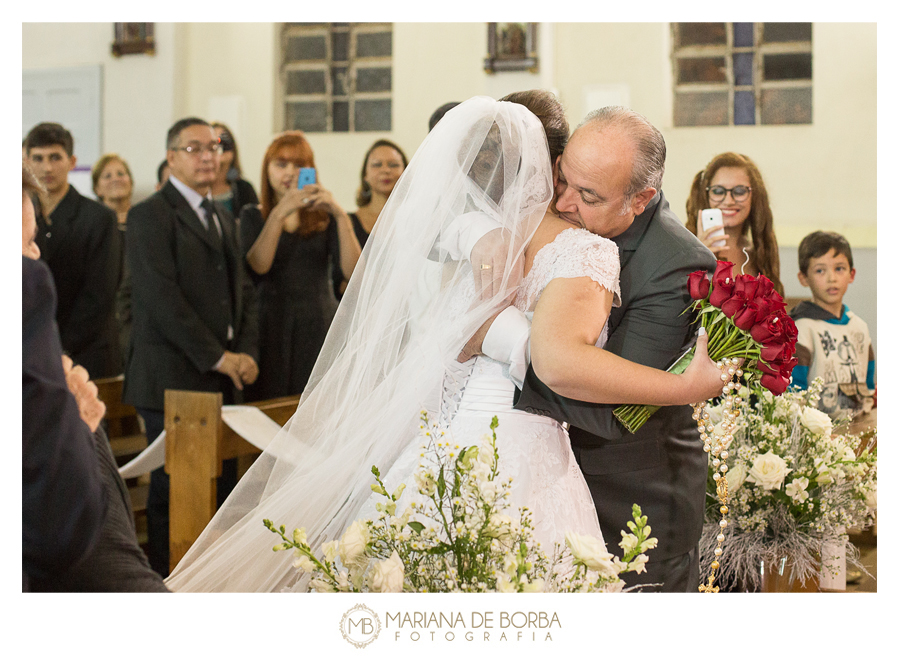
left=732, top=274, right=760, bottom=300
left=750, top=312, right=794, bottom=346
left=732, top=304, right=759, bottom=331
left=761, top=373, right=790, bottom=395
left=687, top=270, right=711, bottom=300
left=709, top=261, right=736, bottom=308
left=755, top=274, right=775, bottom=299
left=761, top=342, right=794, bottom=364
left=757, top=359, right=781, bottom=377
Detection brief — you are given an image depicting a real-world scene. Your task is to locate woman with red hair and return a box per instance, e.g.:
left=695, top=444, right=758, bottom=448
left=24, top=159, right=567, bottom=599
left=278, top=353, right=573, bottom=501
left=241, top=131, right=361, bottom=399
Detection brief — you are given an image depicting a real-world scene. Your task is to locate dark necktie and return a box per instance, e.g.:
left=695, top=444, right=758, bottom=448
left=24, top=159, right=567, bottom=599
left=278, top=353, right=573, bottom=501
left=200, top=198, right=222, bottom=249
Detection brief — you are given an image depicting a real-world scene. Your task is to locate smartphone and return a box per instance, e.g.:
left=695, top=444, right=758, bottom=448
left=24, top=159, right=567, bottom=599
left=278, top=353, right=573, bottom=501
left=297, top=167, right=317, bottom=189
left=700, top=208, right=726, bottom=248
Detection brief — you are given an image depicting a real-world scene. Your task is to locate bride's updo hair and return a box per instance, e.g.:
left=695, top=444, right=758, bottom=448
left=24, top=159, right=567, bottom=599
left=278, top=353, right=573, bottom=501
left=500, top=90, right=569, bottom=164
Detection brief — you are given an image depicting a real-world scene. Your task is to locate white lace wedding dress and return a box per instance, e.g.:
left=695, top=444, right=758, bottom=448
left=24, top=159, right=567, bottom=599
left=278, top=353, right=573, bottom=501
left=357, top=227, right=621, bottom=550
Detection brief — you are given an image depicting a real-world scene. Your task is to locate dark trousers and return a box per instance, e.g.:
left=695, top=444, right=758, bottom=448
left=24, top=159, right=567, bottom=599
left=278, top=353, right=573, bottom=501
left=137, top=408, right=237, bottom=578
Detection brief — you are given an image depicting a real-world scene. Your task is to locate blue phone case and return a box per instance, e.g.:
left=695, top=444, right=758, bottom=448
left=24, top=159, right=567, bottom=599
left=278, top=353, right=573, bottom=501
left=297, top=167, right=317, bottom=188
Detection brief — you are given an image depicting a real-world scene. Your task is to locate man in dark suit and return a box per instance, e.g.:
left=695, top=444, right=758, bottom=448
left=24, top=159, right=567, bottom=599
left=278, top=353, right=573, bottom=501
left=23, top=163, right=167, bottom=592
left=25, top=122, right=122, bottom=378
left=470, top=107, right=716, bottom=591
left=123, top=117, right=259, bottom=576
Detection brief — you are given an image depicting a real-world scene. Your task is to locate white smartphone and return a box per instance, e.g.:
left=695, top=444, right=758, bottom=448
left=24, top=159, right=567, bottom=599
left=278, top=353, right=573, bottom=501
left=700, top=208, right=726, bottom=248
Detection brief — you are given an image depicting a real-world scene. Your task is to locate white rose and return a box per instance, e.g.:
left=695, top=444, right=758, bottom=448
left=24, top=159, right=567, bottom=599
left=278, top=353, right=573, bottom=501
left=724, top=461, right=748, bottom=492
left=367, top=550, right=405, bottom=593
left=866, top=486, right=877, bottom=511
left=565, top=532, right=618, bottom=578
left=339, top=520, right=370, bottom=568
left=800, top=407, right=833, bottom=436
left=785, top=476, right=810, bottom=503
left=747, top=451, right=792, bottom=490
left=706, top=405, right=724, bottom=425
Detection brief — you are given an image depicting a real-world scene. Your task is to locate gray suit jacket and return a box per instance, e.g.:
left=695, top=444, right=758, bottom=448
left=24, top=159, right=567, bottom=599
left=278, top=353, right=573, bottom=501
left=515, top=191, right=716, bottom=579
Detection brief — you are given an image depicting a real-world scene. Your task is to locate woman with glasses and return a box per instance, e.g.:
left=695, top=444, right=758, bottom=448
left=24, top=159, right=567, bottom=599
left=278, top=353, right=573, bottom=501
left=241, top=131, right=362, bottom=401
left=210, top=122, right=259, bottom=216
left=348, top=139, right=408, bottom=251
left=686, top=151, right=784, bottom=295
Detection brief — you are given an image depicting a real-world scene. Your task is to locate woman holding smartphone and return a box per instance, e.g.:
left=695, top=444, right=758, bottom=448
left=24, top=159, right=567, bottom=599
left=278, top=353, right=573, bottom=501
left=685, top=151, right=783, bottom=295
left=242, top=131, right=361, bottom=399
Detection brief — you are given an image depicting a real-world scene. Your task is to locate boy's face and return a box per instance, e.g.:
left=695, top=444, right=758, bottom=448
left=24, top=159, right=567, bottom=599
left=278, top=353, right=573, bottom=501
left=798, top=248, right=855, bottom=312
left=27, top=144, right=76, bottom=196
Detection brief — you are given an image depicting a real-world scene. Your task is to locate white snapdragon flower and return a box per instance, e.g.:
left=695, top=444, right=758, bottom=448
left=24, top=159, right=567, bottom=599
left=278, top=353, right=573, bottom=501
left=565, top=532, right=618, bottom=578
left=367, top=550, right=405, bottom=593
left=618, top=532, right=638, bottom=554
left=322, top=540, right=339, bottom=563
left=485, top=514, right=517, bottom=539
left=309, top=578, right=335, bottom=593
left=521, top=578, right=545, bottom=593
left=785, top=476, right=810, bottom=503
left=292, top=552, right=315, bottom=573
left=800, top=407, right=833, bottom=436
left=496, top=572, right=516, bottom=593
left=339, top=520, right=370, bottom=568
left=627, top=553, right=649, bottom=575
left=747, top=451, right=792, bottom=490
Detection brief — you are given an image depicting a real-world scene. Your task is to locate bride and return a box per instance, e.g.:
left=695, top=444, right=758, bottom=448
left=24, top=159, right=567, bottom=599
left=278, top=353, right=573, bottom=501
left=166, top=94, right=722, bottom=592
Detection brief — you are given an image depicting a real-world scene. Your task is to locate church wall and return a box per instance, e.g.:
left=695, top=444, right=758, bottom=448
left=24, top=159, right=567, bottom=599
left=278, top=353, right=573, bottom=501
left=22, top=21, right=878, bottom=354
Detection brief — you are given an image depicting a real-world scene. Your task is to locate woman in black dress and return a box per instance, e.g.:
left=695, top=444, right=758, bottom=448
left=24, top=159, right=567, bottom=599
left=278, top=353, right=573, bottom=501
left=348, top=139, right=408, bottom=250
left=211, top=122, right=259, bottom=216
left=241, top=131, right=361, bottom=400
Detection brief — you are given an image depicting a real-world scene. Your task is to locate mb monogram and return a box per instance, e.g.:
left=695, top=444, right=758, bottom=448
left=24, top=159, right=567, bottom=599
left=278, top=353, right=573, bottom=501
left=340, top=604, right=382, bottom=648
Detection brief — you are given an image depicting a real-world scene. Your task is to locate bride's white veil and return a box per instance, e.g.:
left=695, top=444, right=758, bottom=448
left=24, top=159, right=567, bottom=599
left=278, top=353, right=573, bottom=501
left=165, top=96, right=553, bottom=592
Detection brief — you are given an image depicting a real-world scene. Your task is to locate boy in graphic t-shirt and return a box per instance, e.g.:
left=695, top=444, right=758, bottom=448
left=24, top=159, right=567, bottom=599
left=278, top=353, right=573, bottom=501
left=790, top=231, right=875, bottom=422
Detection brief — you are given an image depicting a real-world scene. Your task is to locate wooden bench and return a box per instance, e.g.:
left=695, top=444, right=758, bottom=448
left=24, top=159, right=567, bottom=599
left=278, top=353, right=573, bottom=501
left=164, top=389, right=301, bottom=572
left=95, top=375, right=149, bottom=543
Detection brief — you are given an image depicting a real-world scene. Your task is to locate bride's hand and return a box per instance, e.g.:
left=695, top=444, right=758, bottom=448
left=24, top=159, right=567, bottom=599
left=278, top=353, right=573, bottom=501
left=680, top=328, right=729, bottom=404
left=470, top=227, right=520, bottom=301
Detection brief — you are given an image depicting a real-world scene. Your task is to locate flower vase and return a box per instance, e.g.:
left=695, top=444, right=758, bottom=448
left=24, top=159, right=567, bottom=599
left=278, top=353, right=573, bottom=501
left=758, top=556, right=819, bottom=592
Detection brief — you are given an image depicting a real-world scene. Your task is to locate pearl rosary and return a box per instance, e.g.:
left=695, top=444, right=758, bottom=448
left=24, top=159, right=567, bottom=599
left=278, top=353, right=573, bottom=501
left=693, top=357, right=743, bottom=593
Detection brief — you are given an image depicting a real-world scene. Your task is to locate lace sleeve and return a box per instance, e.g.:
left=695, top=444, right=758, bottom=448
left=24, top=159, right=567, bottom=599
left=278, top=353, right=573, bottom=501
left=523, top=228, right=621, bottom=310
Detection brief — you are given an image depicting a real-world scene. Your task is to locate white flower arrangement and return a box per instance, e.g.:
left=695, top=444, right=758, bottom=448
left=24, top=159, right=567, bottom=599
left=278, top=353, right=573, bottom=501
left=699, top=379, right=877, bottom=590
left=265, top=413, right=655, bottom=593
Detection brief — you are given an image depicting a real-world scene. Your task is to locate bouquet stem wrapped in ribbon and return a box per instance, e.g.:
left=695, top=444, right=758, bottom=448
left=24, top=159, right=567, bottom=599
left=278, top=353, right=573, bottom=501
left=614, top=261, right=799, bottom=433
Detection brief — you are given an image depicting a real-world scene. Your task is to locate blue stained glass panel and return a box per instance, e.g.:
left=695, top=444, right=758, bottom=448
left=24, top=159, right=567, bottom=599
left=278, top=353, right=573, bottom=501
left=734, top=22, right=754, bottom=48
left=734, top=91, right=756, bottom=125
left=733, top=52, right=753, bottom=86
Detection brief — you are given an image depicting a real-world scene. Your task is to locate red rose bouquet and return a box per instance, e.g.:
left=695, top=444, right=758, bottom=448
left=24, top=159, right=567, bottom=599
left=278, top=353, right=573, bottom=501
left=613, top=261, right=798, bottom=433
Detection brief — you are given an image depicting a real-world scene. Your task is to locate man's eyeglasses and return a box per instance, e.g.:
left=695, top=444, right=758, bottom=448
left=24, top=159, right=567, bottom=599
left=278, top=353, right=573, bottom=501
left=707, top=185, right=751, bottom=202
left=171, top=142, right=223, bottom=156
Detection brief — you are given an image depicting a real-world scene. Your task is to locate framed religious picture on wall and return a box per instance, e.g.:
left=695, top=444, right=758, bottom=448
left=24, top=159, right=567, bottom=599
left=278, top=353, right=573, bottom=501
left=484, top=22, right=538, bottom=73
left=112, top=23, right=155, bottom=57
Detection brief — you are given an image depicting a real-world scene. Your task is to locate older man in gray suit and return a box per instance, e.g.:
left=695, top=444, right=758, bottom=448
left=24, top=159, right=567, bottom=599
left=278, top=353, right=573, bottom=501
left=467, top=106, right=716, bottom=592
